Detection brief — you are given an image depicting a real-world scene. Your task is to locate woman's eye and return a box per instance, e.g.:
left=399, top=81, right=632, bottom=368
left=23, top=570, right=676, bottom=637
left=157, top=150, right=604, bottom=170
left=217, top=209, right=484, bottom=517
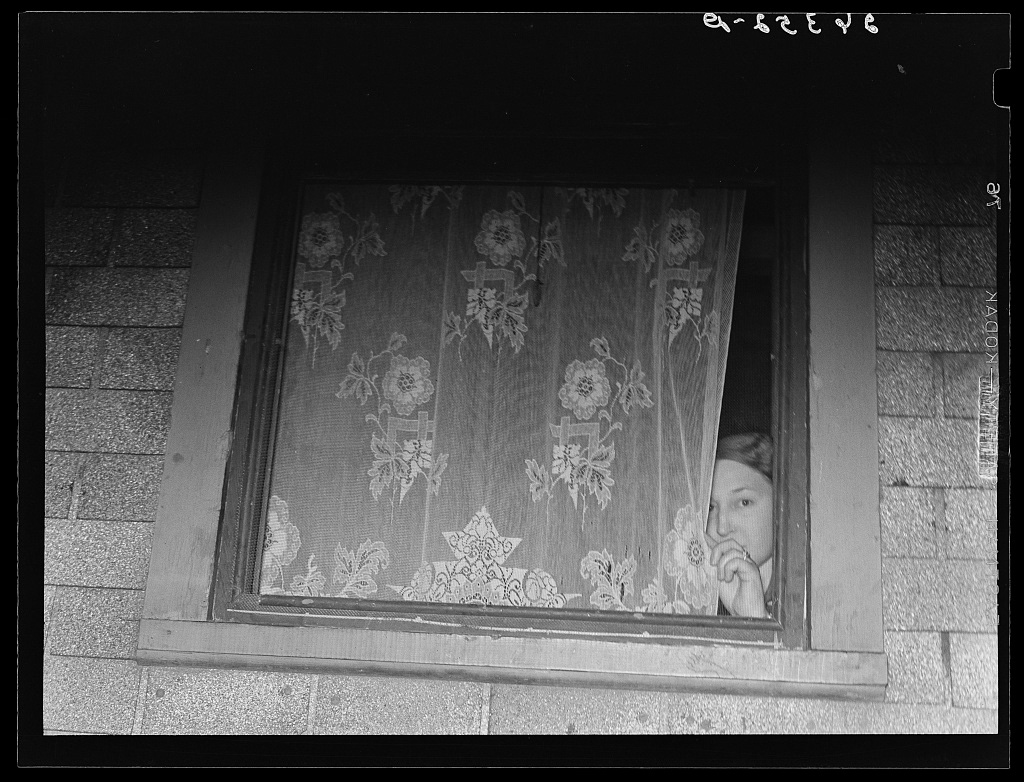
left=739, top=498, right=752, bottom=508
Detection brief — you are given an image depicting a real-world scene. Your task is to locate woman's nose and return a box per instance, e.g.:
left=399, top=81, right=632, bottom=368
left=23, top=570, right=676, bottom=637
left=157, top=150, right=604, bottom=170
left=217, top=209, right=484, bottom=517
left=713, top=507, right=730, bottom=536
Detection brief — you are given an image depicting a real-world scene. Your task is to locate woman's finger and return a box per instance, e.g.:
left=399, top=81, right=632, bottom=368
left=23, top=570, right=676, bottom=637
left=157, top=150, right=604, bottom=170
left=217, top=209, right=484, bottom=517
left=719, top=552, right=740, bottom=582
left=719, top=549, right=758, bottom=583
left=708, top=537, right=743, bottom=566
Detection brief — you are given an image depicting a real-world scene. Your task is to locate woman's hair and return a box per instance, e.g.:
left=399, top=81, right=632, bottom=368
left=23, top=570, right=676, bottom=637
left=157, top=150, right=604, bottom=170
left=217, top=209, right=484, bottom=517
left=716, top=433, right=773, bottom=483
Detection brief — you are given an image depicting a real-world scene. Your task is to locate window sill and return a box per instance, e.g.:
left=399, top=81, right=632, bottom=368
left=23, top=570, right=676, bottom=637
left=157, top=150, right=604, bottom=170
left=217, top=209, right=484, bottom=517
left=137, top=618, right=887, bottom=699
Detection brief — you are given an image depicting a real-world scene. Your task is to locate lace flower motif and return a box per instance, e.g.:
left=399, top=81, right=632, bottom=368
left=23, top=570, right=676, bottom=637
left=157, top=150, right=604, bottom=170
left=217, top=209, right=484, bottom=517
left=382, top=355, right=435, bottom=416
left=671, top=286, right=703, bottom=320
left=260, top=495, right=302, bottom=592
left=399, top=438, right=434, bottom=498
left=663, top=505, right=716, bottom=612
left=618, top=360, right=655, bottom=415
left=291, top=283, right=347, bottom=352
left=551, top=443, right=582, bottom=481
left=558, top=358, right=612, bottom=421
left=466, top=286, right=498, bottom=326
left=662, top=208, right=705, bottom=266
left=406, top=561, right=436, bottom=600
left=400, top=438, right=433, bottom=474
left=524, top=569, right=566, bottom=608
left=296, top=212, right=345, bottom=269
left=666, top=286, right=704, bottom=344
left=474, top=209, right=527, bottom=267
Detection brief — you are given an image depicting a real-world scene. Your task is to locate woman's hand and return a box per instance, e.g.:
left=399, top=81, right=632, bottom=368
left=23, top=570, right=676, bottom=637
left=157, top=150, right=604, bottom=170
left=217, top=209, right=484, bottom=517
left=705, top=534, right=767, bottom=618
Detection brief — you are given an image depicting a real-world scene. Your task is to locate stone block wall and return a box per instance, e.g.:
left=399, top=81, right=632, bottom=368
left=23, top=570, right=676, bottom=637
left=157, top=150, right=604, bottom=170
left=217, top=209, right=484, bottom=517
left=42, top=143, right=1000, bottom=735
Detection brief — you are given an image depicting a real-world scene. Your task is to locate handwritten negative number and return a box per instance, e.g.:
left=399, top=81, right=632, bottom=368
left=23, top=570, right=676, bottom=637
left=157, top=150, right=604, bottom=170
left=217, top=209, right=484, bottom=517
left=703, top=13, right=879, bottom=34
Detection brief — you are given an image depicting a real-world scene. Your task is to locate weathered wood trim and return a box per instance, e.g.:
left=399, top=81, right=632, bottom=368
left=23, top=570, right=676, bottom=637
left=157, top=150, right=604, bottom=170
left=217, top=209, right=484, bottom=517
left=140, top=132, right=889, bottom=694
left=138, top=619, right=887, bottom=699
left=142, top=144, right=265, bottom=621
left=807, top=123, right=885, bottom=652
left=775, top=144, right=811, bottom=650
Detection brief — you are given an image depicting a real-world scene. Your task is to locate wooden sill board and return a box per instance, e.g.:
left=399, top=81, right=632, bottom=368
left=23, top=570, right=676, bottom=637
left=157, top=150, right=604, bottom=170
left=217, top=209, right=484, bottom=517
left=138, top=618, right=887, bottom=700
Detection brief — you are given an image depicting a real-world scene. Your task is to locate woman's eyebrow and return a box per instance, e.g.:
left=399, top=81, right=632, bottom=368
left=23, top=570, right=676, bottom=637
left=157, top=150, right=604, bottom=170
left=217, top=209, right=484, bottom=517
left=730, top=486, right=753, bottom=494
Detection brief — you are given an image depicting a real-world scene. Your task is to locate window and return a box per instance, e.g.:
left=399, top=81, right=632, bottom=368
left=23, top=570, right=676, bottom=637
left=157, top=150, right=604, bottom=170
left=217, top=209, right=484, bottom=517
left=213, top=140, right=798, bottom=638
left=139, top=135, right=884, bottom=697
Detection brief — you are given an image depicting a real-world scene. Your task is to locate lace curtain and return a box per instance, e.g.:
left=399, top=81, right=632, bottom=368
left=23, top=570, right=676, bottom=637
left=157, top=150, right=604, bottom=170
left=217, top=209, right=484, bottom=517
left=259, top=183, right=745, bottom=615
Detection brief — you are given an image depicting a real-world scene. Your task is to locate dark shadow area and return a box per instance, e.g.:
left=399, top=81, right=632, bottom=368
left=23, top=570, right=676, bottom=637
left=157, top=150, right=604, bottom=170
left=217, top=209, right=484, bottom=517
left=720, top=186, right=775, bottom=439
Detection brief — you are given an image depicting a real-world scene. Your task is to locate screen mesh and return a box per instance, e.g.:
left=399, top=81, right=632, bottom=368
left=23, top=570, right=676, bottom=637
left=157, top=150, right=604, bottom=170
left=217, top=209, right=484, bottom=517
left=258, top=184, right=745, bottom=616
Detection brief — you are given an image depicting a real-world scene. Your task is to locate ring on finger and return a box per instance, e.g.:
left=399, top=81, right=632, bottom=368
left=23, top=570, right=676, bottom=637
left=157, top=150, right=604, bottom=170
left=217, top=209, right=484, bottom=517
left=741, top=549, right=752, bottom=563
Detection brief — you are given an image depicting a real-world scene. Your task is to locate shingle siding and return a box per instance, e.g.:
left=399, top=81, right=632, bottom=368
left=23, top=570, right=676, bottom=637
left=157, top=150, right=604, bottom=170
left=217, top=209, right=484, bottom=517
left=881, top=558, right=997, bottom=632
left=45, top=268, right=190, bottom=327
left=876, top=287, right=994, bottom=352
left=873, top=151, right=1000, bottom=734
left=107, top=209, right=198, bottom=268
left=875, top=351, right=936, bottom=417
left=44, top=207, right=116, bottom=266
left=41, top=136, right=1002, bottom=735
left=47, top=586, right=146, bottom=659
left=44, top=519, right=154, bottom=589
left=873, top=225, right=940, bottom=286
left=940, top=226, right=998, bottom=287
left=43, top=655, right=142, bottom=735
left=76, top=454, right=165, bottom=521
left=42, top=148, right=200, bottom=736
left=97, top=328, right=182, bottom=391
left=46, top=326, right=101, bottom=388
left=874, top=166, right=997, bottom=226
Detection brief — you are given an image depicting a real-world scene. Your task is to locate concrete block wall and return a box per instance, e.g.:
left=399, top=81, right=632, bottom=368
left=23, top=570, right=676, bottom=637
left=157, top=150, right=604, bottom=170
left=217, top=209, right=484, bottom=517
left=43, top=145, right=1000, bottom=735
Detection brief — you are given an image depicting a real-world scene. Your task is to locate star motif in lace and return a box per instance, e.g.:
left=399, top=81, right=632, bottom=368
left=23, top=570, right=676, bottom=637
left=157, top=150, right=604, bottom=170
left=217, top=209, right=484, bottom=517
left=389, top=506, right=579, bottom=607
left=442, top=506, right=520, bottom=577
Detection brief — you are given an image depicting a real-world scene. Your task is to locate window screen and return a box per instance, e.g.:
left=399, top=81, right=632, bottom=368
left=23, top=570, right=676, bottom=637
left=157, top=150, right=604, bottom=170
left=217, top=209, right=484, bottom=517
left=257, top=184, right=745, bottom=616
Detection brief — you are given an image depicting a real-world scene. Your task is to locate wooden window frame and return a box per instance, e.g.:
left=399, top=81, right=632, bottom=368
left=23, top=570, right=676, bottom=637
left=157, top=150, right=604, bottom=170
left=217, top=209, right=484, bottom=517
left=138, top=131, right=887, bottom=698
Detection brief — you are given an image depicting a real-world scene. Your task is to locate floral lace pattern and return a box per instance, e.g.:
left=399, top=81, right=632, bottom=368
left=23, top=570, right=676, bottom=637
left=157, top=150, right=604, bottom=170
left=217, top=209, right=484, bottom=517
left=336, top=332, right=449, bottom=513
left=579, top=507, right=715, bottom=613
left=474, top=208, right=527, bottom=267
left=292, top=193, right=387, bottom=364
left=389, top=185, right=464, bottom=221
left=382, top=354, right=435, bottom=416
left=558, top=358, right=612, bottom=421
left=666, top=287, right=720, bottom=350
left=645, top=505, right=717, bottom=614
left=389, top=506, right=579, bottom=607
left=526, top=337, right=654, bottom=524
left=260, top=496, right=391, bottom=598
left=662, top=208, right=705, bottom=266
left=444, top=191, right=563, bottom=356
left=287, top=553, right=328, bottom=596
left=659, top=505, right=717, bottom=613
left=260, top=495, right=303, bottom=594
left=272, top=186, right=740, bottom=616
left=332, top=538, right=391, bottom=598
left=579, top=549, right=638, bottom=610
left=622, top=199, right=718, bottom=351
left=297, top=213, right=346, bottom=269
left=291, top=283, right=347, bottom=362
left=564, top=187, right=628, bottom=220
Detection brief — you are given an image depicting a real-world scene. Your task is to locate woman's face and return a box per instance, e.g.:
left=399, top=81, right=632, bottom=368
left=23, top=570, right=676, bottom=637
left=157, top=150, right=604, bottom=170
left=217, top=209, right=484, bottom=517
left=707, top=458, right=774, bottom=565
